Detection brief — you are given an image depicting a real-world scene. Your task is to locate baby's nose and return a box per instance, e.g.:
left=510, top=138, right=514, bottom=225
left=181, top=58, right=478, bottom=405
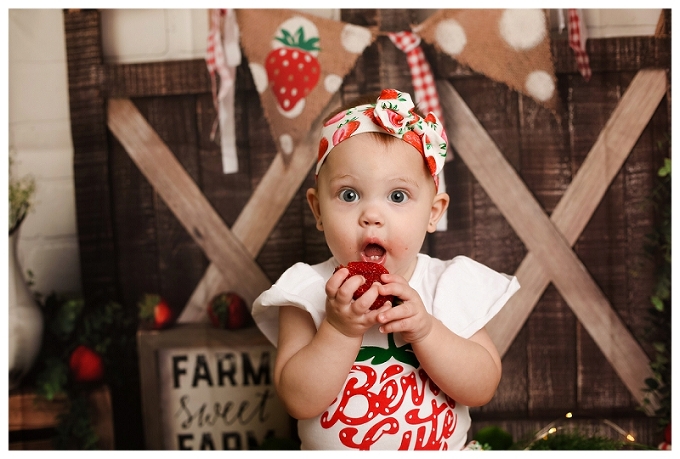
left=360, top=206, right=383, bottom=227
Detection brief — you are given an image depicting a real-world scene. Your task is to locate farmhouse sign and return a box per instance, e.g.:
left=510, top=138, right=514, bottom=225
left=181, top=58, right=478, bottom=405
left=138, top=324, right=292, bottom=450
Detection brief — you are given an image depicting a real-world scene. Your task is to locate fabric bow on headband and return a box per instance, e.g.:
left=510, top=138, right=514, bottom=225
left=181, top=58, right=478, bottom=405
left=317, top=89, right=448, bottom=190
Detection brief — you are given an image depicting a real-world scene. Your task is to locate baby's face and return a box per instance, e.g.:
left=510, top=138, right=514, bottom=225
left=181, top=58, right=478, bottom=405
left=308, top=134, right=445, bottom=280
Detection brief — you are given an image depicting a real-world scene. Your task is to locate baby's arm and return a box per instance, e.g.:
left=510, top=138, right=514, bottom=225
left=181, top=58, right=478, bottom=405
left=274, top=269, right=388, bottom=419
left=376, top=274, right=502, bottom=407
left=410, top=323, right=502, bottom=407
left=274, top=305, right=363, bottom=419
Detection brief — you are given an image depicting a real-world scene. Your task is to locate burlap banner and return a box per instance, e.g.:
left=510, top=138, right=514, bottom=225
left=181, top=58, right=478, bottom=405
left=236, top=9, right=377, bottom=157
left=415, top=9, right=558, bottom=112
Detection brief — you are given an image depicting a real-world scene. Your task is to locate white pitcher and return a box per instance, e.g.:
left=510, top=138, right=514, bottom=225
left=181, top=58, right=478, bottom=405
left=8, top=228, right=44, bottom=390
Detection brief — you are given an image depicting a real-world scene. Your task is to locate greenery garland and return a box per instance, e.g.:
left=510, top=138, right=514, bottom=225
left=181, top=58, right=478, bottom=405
left=23, top=291, right=138, bottom=449
left=641, top=154, right=671, bottom=433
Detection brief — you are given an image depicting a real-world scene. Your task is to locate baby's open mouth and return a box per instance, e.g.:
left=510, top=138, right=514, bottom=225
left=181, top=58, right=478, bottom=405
left=361, top=243, right=386, bottom=263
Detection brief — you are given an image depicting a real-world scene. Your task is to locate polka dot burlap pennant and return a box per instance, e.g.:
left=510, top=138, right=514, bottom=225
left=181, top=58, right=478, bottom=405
left=415, top=9, right=558, bottom=112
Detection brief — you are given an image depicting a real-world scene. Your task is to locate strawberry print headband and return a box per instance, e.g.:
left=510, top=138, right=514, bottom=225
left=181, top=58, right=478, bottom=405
left=317, top=89, right=448, bottom=190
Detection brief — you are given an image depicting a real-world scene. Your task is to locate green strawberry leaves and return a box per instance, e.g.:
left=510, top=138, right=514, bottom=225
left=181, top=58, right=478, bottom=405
left=275, top=26, right=320, bottom=52
left=356, top=333, right=419, bottom=368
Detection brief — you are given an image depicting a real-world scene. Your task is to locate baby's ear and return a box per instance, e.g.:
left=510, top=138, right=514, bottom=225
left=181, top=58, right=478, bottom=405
left=427, top=192, right=450, bottom=233
left=306, top=187, right=323, bottom=231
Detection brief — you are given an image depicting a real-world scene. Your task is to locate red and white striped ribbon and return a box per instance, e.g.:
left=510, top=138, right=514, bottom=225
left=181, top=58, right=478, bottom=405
left=388, top=30, right=448, bottom=231
left=206, top=9, right=241, bottom=173
left=568, top=9, right=592, bottom=81
left=206, top=9, right=228, bottom=112
left=388, top=31, right=444, bottom=125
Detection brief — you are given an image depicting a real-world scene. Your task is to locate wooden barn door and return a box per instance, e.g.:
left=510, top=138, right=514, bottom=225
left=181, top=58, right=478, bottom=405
left=65, top=9, right=670, bottom=448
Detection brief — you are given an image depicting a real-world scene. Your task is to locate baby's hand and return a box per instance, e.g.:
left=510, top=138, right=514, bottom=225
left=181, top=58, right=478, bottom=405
left=325, top=267, right=389, bottom=338
left=376, top=273, right=433, bottom=343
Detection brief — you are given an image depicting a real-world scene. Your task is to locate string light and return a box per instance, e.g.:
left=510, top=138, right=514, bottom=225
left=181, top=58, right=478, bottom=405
left=602, top=419, right=635, bottom=442
left=525, top=413, right=638, bottom=450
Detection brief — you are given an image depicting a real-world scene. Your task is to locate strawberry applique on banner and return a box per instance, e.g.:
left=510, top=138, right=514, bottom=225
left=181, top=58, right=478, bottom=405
left=265, top=19, right=321, bottom=118
left=236, top=9, right=376, bottom=156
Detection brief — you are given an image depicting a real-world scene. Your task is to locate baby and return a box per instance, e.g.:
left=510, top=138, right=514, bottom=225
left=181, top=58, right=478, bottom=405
left=252, top=89, right=520, bottom=450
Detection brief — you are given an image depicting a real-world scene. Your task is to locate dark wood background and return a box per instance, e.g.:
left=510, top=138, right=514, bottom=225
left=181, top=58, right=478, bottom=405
left=64, top=9, right=670, bottom=449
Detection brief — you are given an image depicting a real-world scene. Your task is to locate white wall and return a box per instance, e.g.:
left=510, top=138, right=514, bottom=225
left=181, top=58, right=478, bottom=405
left=7, top=8, right=663, bottom=297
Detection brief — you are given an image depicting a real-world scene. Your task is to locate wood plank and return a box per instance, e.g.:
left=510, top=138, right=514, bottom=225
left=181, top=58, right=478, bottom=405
left=177, top=93, right=342, bottom=321
left=140, top=96, right=209, bottom=314
left=256, top=188, right=306, bottom=282
left=106, top=98, right=270, bottom=306
left=104, top=60, right=211, bottom=97
left=442, top=76, right=529, bottom=416
left=64, top=9, right=117, bottom=302
left=527, top=287, right=577, bottom=415
left=476, top=326, right=529, bottom=416
left=437, top=77, right=659, bottom=412
left=553, top=36, right=671, bottom=74
left=464, top=77, right=524, bottom=274
left=622, top=74, right=670, bottom=357
left=195, top=91, right=252, bottom=229
left=9, top=386, right=115, bottom=449
left=515, top=85, right=575, bottom=416
left=109, top=117, right=161, bottom=309
left=9, top=391, right=68, bottom=431
left=571, top=71, right=632, bottom=411
left=481, top=69, right=667, bottom=363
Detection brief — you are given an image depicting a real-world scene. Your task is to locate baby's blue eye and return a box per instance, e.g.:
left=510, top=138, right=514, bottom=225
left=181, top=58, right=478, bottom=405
left=339, top=189, right=359, bottom=202
left=389, top=190, right=408, bottom=203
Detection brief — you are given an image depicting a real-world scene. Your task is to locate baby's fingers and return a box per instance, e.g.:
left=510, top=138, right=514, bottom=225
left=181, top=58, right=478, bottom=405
left=327, top=269, right=362, bottom=301
left=378, top=299, right=413, bottom=324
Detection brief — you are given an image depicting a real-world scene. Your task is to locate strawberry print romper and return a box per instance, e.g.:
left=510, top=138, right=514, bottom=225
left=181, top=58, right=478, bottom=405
left=252, top=253, right=520, bottom=450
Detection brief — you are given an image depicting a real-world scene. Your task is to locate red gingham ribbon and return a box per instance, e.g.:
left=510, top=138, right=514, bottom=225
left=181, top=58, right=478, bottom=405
left=206, top=9, right=229, bottom=120
left=388, top=31, right=444, bottom=127
left=568, top=9, right=592, bottom=81
left=387, top=31, right=450, bottom=231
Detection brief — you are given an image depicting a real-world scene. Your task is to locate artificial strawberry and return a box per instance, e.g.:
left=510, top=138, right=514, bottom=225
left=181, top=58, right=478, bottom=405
left=334, top=261, right=396, bottom=310
left=207, top=292, right=251, bottom=330
left=265, top=22, right=320, bottom=115
left=138, top=293, right=174, bottom=330
left=69, top=345, right=104, bottom=383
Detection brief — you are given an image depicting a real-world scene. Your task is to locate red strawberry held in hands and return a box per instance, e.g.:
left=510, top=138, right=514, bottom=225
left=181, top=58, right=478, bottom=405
left=334, top=261, right=399, bottom=310
left=138, top=293, right=174, bottom=330
left=207, top=292, right=251, bottom=330
left=265, top=18, right=321, bottom=117
left=69, top=345, right=104, bottom=383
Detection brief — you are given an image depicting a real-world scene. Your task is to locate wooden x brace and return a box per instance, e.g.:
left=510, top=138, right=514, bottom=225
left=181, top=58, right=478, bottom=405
left=106, top=94, right=341, bottom=317
left=437, top=69, right=666, bottom=413
left=107, top=70, right=665, bottom=414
